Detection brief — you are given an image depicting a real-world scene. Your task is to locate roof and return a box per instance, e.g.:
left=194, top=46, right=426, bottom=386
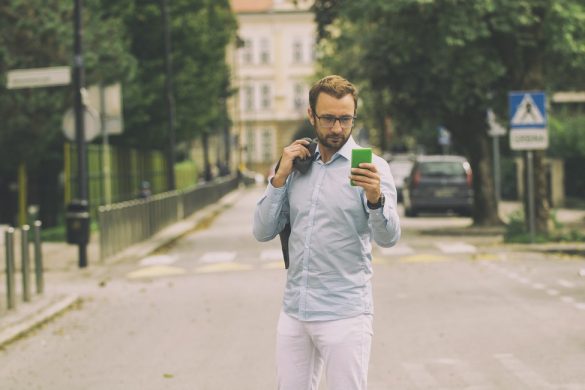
left=231, top=0, right=273, bottom=13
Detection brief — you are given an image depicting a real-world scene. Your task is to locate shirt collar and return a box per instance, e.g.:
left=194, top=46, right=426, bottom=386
left=315, top=135, right=359, bottom=162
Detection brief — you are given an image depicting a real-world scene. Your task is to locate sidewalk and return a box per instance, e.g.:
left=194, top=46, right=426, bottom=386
left=0, top=188, right=583, bottom=348
left=0, top=187, right=245, bottom=348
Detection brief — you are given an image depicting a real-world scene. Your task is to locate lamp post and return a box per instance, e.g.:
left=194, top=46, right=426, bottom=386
left=161, top=0, right=176, bottom=190
left=73, top=0, right=89, bottom=268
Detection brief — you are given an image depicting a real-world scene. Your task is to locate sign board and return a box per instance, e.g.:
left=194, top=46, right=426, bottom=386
left=437, top=126, right=451, bottom=146
left=87, top=83, right=124, bottom=135
left=508, top=91, right=548, bottom=150
left=487, top=109, right=506, bottom=137
left=6, top=66, right=71, bottom=89
left=62, top=106, right=101, bottom=142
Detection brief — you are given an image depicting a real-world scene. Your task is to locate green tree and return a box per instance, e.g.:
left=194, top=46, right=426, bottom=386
left=105, top=0, right=237, bottom=149
left=0, top=0, right=135, bottom=225
left=313, top=0, right=585, bottom=229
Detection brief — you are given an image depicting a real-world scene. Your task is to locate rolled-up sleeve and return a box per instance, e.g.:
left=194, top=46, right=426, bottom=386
left=366, top=158, right=401, bottom=247
left=253, top=181, right=290, bottom=242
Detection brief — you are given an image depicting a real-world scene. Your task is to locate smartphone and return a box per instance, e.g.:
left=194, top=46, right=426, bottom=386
left=350, top=148, right=372, bottom=186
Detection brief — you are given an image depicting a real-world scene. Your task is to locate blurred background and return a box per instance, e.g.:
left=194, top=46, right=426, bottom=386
left=0, top=0, right=584, bottom=250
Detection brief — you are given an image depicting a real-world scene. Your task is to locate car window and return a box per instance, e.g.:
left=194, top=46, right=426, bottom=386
left=419, top=161, right=465, bottom=176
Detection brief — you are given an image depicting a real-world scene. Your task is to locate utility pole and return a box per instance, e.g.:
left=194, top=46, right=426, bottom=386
left=73, top=0, right=89, bottom=268
left=161, top=0, right=176, bottom=190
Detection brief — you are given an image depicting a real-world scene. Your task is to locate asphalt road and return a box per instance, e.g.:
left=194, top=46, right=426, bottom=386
left=0, top=186, right=584, bottom=389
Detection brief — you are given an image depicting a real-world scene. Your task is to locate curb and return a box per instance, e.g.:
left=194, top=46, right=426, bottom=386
left=0, top=294, right=81, bottom=348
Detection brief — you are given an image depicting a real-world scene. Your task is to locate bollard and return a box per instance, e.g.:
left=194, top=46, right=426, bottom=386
left=21, top=225, right=31, bottom=302
left=33, top=220, right=44, bottom=294
left=5, top=227, right=16, bottom=309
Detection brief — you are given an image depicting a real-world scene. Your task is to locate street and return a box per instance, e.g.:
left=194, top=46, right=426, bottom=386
left=0, top=186, right=584, bottom=390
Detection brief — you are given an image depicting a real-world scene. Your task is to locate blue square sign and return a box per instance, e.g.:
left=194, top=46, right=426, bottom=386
left=508, top=91, right=548, bottom=150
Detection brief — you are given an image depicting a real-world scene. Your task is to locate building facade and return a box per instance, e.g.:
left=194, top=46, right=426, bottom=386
left=229, top=0, right=316, bottom=175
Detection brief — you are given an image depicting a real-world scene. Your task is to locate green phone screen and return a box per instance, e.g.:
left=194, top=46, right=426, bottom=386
left=350, top=148, right=372, bottom=186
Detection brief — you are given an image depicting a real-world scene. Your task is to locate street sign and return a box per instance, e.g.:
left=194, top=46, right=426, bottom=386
left=6, top=66, right=71, bottom=89
left=508, top=91, right=548, bottom=150
left=487, top=109, right=506, bottom=137
left=62, top=106, right=101, bottom=142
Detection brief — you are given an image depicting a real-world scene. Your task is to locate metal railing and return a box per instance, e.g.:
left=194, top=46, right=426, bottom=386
left=3, top=221, right=44, bottom=311
left=98, top=175, right=239, bottom=260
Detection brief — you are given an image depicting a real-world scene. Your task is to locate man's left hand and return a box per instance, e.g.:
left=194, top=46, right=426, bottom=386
left=350, top=163, right=381, bottom=204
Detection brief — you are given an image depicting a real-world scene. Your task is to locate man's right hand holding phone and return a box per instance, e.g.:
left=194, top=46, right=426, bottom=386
left=272, top=139, right=312, bottom=188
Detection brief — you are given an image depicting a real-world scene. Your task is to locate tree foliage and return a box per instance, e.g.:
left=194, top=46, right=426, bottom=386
left=313, top=0, right=585, bottom=227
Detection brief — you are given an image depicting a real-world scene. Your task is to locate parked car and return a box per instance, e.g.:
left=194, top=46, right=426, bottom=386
left=387, top=154, right=415, bottom=202
left=403, top=155, right=473, bottom=217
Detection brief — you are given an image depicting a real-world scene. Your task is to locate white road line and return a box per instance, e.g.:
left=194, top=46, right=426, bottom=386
left=557, top=279, right=575, bottom=289
left=260, top=249, right=283, bottom=261
left=575, top=303, right=585, bottom=311
left=531, top=282, right=546, bottom=290
left=199, top=251, right=237, bottom=264
left=402, top=362, right=439, bottom=388
left=435, top=242, right=477, bottom=254
left=433, top=358, right=489, bottom=388
left=546, top=288, right=560, bottom=296
left=378, top=244, right=415, bottom=256
left=494, top=353, right=553, bottom=388
left=560, top=296, right=576, bottom=304
left=139, top=254, right=176, bottom=266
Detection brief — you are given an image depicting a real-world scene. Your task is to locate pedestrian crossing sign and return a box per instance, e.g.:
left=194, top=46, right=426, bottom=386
left=508, top=91, right=548, bottom=150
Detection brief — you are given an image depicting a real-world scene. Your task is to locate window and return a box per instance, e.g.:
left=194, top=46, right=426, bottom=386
left=260, top=38, right=270, bottom=64
left=245, top=127, right=255, bottom=163
left=261, top=129, right=274, bottom=162
left=261, top=84, right=271, bottom=109
left=244, top=85, right=254, bottom=112
left=242, top=39, right=253, bottom=64
left=292, top=39, right=303, bottom=63
left=294, top=83, right=304, bottom=109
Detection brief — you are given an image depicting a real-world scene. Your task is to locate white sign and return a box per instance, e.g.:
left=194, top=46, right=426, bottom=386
left=62, top=106, right=101, bottom=142
left=6, top=66, right=71, bottom=89
left=487, top=109, right=506, bottom=137
left=508, top=91, right=548, bottom=150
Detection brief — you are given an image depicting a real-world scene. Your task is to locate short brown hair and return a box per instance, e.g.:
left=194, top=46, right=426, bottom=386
left=309, top=75, right=358, bottom=115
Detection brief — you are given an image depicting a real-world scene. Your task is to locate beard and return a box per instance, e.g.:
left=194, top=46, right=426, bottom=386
left=316, top=130, right=351, bottom=152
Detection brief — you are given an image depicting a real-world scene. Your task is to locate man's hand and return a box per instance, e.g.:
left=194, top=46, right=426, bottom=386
left=271, top=139, right=312, bottom=188
left=350, top=163, right=381, bottom=204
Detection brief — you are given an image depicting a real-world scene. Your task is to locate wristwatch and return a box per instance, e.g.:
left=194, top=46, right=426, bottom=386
left=367, top=193, right=385, bottom=210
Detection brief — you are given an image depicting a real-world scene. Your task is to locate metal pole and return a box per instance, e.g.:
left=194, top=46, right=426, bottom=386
left=21, top=225, right=31, bottom=302
left=74, top=0, right=89, bottom=268
left=33, top=220, right=44, bottom=294
left=5, top=228, right=16, bottom=309
left=161, top=0, right=176, bottom=190
left=493, top=135, right=501, bottom=203
left=526, top=151, right=536, bottom=243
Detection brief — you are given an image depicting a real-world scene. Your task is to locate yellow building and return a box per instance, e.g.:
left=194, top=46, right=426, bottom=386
left=229, top=0, right=316, bottom=176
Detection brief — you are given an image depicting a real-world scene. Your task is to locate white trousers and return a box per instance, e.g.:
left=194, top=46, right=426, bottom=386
left=276, top=311, right=373, bottom=390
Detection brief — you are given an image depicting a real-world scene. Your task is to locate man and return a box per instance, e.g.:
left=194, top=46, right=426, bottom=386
left=253, top=75, right=401, bottom=389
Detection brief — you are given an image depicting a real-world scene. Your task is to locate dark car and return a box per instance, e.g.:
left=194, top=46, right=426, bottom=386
left=403, top=155, right=473, bottom=217
left=387, top=155, right=414, bottom=202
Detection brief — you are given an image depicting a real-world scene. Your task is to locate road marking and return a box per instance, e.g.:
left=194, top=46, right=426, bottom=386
left=494, top=353, right=552, bottom=388
left=557, top=279, right=575, bottom=289
left=127, top=265, right=186, bottom=279
left=378, top=244, right=415, bottom=256
left=575, top=303, right=585, bottom=311
left=435, top=242, right=477, bottom=254
left=261, top=261, right=285, bottom=270
left=139, top=254, right=176, bottom=266
left=199, top=251, right=237, bottom=264
left=560, top=296, right=575, bottom=304
left=260, top=249, right=283, bottom=261
left=194, top=262, right=253, bottom=274
left=432, top=358, right=489, bottom=388
left=546, top=288, right=560, bottom=296
left=531, top=282, right=546, bottom=290
left=400, top=254, right=451, bottom=263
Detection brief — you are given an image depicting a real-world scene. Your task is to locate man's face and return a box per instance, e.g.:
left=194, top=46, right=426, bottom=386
left=308, top=93, right=355, bottom=152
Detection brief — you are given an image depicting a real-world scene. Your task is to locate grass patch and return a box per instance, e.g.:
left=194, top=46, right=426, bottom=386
left=504, top=210, right=585, bottom=243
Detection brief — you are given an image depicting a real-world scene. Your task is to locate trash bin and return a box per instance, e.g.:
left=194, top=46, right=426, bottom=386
left=66, top=200, right=90, bottom=245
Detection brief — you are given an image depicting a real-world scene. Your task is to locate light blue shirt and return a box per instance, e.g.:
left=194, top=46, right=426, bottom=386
left=253, top=136, right=401, bottom=321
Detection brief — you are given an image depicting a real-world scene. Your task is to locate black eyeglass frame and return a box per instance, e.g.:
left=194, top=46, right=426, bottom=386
left=314, top=114, right=357, bottom=129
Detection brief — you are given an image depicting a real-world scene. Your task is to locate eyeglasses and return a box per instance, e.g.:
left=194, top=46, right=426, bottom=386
left=315, top=114, right=356, bottom=129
